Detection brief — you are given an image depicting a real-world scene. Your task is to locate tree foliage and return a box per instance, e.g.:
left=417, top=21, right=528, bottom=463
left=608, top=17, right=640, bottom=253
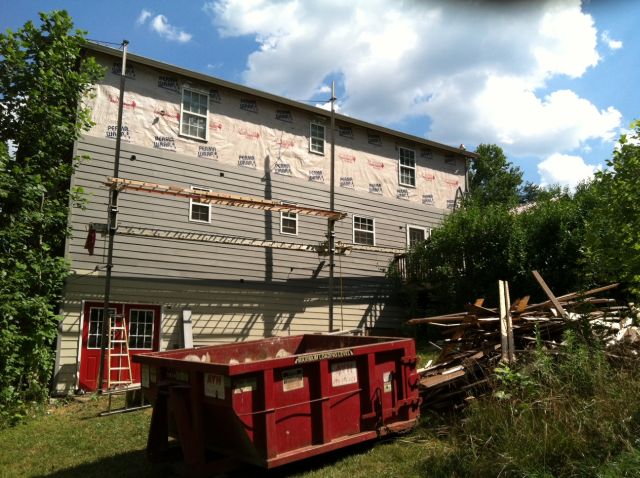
left=0, top=11, right=103, bottom=424
left=583, top=121, right=640, bottom=295
left=468, top=143, right=523, bottom=207
left=393, top=193, right=587, bottom=314
left=392, top=131, right=640, bottom=317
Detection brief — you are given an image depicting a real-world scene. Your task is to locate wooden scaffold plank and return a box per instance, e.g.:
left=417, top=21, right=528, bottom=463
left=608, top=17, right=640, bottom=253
left=106, top=177, right=347, bottom=220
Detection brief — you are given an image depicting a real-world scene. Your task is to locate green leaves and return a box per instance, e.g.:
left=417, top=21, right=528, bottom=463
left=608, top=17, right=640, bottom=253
left=0, top=10, right=104, bottom=425
left=393, top=129, right=640, bottom=317
left=395, top=192, right=589, bottom=313
left=468, top=143, right=524, bottom=207
left=583, top=121, right=640, bottom=296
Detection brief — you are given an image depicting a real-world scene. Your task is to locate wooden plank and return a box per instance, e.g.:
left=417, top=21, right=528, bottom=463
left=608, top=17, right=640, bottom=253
left=499, top=280, right=509, bottom=362
left=407, top=313, right=469, bottom=325
left=514, top=295, right=530, bottom=313
left=420, top=369, right=466, bottom=388
left=523, top=283, right=619, bottom=312
left=107, top=177, right=347, bottom=220
left=532, top=270, right=568, bottom=319
left=504, top=281, right=515, bottom=363
left=465, top=303, right=498, bottom=316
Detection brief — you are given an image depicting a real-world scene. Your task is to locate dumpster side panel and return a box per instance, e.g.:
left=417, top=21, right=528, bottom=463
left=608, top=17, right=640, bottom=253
left=273, top=365, right=313, bottom=454
left=328, top=359, right=361, bottom=439
left=136, top=335, right=420, bottom=470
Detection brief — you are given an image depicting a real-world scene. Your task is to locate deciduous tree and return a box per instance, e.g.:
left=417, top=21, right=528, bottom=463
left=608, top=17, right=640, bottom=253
left=0, top=10, right=103, bottom=424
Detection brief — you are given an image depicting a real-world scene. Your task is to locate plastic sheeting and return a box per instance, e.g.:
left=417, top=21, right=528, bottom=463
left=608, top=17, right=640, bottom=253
left=84, top=53, right=465, bottom=210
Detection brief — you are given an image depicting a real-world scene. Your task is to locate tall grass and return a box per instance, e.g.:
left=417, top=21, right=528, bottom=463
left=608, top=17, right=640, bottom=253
left=417, top=329, right=640, bottom=477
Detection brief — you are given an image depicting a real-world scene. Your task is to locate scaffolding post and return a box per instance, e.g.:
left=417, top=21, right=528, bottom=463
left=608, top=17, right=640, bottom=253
left=328, top=81, right=336, bottom=332
left=98, top=40, right=128, bottom=393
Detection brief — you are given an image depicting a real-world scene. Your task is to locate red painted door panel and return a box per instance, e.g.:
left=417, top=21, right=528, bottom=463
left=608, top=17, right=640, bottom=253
left=78, top=302, right=160, bottom=391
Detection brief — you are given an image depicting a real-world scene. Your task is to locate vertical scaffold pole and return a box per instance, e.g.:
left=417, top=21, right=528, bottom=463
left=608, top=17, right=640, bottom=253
left=97, top=40, right=128, bottom=393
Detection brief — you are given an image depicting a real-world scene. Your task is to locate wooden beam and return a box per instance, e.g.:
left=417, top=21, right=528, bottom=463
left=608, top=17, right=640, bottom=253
left=532, top=270, right=568, bottom=319
left=522, top=283, right=619, bottom=312
left=107, top=177, right=347, bottom=220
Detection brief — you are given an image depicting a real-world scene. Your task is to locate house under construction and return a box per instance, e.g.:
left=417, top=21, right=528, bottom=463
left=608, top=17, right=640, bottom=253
left=53, top=43, right=477, bottom=393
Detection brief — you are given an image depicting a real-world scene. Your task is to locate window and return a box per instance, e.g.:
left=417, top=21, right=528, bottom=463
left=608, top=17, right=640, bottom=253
left=87, top=307, right=116, bottom=349
left=189, top=187, right=211, bottom=223
left=353, top=215, right=375, bottom=245
left=180, top=88, right=209, bottom=140
left=399, top=147, right=416, bottom=187
left=128, top=309, right=155, bottom=349
left=406, top=225, right=429, bottom=248
left=309, top=123, right=325, bottom=155
left=280, top=205, right=298, bottom=236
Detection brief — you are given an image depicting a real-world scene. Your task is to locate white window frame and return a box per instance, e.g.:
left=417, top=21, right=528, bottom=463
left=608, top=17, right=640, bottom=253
left=353, top=215, right=376, bottom=246
left=406, top=225, right=430, bottom=248
left=180, top=87, right=209, bottom=141
left=189, top=186, right=211, bottom=224
left=87, top=307, right=116, bottom=350
left=128, top=308, right=155, bottom=350
left=309, top=122, right=325, bottom=155
left=399, top=147, right=416, bottom=188
left=280, top=204, right=298, bottom=236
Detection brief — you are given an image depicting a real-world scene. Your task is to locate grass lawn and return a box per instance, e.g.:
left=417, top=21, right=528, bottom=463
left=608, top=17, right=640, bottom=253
left=0, top=395, right=451, bottom=478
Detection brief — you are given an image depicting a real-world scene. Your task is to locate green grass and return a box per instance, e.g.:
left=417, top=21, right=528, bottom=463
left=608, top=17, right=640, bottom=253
left=0, top=396, right=172, bottom=478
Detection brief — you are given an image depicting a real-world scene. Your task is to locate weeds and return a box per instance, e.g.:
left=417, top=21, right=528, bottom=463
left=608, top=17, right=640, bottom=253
left=426, top=328, right=640, bottom=477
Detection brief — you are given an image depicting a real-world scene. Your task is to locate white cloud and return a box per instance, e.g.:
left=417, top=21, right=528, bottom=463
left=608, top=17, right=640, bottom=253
left=537, top=153, right=600, bottom=188
left=614, top=127, right=640, bottom=150
left=315, top=85, right=332, bottom=95
left=204, top=0, right=621, bottom=160
left=149, top=14, right=192, bottom=43
left=601, top=30, right=623, bottom=50
left=136, top=9, right=152, bottom=25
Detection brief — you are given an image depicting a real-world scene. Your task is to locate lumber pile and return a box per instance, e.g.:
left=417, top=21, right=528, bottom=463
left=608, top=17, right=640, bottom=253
left=411, top=271, right=639, bottom=410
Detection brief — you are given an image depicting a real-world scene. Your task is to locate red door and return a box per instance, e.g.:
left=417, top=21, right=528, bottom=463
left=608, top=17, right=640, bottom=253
left=78, top=302, right=161, bottom=391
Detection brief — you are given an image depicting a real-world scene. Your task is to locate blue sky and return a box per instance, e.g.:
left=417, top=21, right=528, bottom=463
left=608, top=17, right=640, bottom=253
left=2, top=0, right=638, bottom=188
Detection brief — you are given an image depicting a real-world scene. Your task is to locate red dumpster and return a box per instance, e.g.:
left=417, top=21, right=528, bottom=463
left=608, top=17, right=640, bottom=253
left=134, top=334, right=420, bottom=471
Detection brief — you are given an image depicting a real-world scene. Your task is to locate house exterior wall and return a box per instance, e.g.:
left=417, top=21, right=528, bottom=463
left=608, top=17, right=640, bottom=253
left=53, top=46, right=472, bottom=393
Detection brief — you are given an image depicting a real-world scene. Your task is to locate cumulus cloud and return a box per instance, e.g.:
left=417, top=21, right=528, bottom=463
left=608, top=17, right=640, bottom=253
left=601, top=30, right=623, bottom=50
left=538, top=153, right=600, bottom=188
left=136, top=9, right=192, bottom=43
left=204, top=0, right=621, bottom=159
left=136, top=9, right=152, bottom=25
left=151, top=15, right=192, bottom=43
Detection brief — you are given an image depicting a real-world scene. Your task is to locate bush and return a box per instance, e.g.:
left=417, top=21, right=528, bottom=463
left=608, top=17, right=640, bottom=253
left=420, top=331, right=640, bottom=477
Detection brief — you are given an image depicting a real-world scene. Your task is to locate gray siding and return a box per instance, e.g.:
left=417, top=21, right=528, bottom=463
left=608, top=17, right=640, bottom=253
left=53, top=45, right=470, bottom=391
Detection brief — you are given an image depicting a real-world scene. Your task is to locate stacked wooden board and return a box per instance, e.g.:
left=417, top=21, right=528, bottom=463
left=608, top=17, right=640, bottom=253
left=410, top=272, right=639, bottom=410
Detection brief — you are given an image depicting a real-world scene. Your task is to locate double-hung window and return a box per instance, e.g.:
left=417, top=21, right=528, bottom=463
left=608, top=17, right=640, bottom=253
left=281, top=211, right=298, bottom=235
left=280, top=205, right=298, bottom=236
left=189, top=187, right=211, bottom=223
left=181, top=88, right=209, bottom=140
left=407, top=225, right=429, bottom=248
left=353, top=215, right=375, bottom=245
left=309, top=122, right=325, bottom=155
left=399, top=147, right=416, bottom=187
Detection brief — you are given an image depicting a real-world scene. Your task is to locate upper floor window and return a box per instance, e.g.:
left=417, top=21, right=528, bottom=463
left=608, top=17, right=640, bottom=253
left=407, top=225, right=430, bottom=248
left=310, top=123, right=325, bottom=155
left=189, top=187, right=211, bottom=223
left=281, top=210, right=298, bottom=236
left=181, top=88, right=209, bottom=140
left=353, top=215, right=375, bottom=245
left=399, top=147, right=416, bottom=187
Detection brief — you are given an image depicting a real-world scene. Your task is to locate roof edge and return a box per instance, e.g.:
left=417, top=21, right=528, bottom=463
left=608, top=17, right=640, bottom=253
left=83, top=42, right=479, bottom=159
